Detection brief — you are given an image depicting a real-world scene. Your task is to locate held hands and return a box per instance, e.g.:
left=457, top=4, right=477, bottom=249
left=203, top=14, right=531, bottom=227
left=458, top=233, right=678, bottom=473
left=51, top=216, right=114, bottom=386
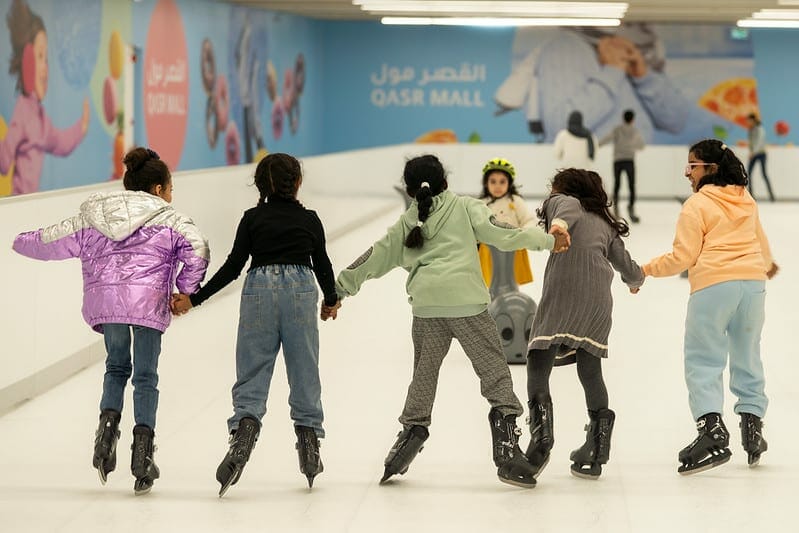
left=320, top=300, right=342, bottom=321
left=767, top=262, right=779, bottom=280
left=549, top=225, right=571, bottom=253
left=170, top=293, right=193, bottom=315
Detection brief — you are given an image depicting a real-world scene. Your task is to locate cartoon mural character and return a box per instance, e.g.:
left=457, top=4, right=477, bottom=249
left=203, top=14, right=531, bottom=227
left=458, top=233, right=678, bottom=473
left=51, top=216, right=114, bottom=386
left=494, top=24, right=688, bottom=144
left=235, top=21, right=265, bottom=163
left=0, top=0, right=89, bottom=195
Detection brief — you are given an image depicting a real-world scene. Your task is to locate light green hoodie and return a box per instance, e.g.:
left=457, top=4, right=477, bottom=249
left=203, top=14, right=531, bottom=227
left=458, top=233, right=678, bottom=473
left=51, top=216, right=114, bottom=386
left=336, top=190, right=555, bottom=318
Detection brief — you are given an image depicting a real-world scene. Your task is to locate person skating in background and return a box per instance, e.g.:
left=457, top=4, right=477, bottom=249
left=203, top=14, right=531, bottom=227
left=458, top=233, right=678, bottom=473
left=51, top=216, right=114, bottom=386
left=599, top=109, right=645, bottom=222
left=525, top=167, right=643, bottom=481
left=13, top=147, right=209, bottom=494
left=478, top=157, right=535, bottom=287
left=332, top=154, right=570, bottom=489
left=746, top=113, right=775, bottom=202
left=642, top=139, right=778, bottom=474
left=554, top=111, right=598, bottom=170
left=171, top=153, right=339, bottom=495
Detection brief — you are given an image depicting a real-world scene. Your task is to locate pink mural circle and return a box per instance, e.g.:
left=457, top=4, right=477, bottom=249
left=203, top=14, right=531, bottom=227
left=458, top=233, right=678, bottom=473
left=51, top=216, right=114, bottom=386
left=143, top=0, right=188, bottom=170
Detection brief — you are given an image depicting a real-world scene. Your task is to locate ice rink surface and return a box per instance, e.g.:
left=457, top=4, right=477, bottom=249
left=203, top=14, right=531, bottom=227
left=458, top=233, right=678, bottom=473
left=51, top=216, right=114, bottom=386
left=1, top=198, right=796, bottom=533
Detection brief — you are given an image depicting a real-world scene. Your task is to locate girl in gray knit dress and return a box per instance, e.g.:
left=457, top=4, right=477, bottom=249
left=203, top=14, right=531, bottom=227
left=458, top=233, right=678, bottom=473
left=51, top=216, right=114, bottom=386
left=525, top=168, right=644, bottom=480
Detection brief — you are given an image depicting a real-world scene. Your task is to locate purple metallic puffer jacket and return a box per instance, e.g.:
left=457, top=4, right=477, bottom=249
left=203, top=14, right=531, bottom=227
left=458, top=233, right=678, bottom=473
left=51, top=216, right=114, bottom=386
left=13, top=191, right=210, bottom=333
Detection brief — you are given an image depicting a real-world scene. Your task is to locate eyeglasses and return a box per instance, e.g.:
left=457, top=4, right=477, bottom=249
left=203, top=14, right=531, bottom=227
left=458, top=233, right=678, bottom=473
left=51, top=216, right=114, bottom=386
left=685, top=162, right=711, bottom=174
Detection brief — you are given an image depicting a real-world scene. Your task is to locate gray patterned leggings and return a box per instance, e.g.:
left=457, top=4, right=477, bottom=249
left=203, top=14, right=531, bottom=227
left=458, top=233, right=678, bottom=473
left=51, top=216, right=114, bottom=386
left=399, top=311, right=524, bottom=427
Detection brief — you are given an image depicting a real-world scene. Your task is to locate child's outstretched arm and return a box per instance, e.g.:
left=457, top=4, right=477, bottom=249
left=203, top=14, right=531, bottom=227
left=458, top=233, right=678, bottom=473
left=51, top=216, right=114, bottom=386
left=643, top=207, right=702, bottom=279
left=608, top=235, right=645, bottom=292
left=12, top=215, right=86, bottom=261
left=335, top=219, right=404, bottom=299
left=467, top=199, right=557, bottom=252
left=173, top=217, right=211, bottom=296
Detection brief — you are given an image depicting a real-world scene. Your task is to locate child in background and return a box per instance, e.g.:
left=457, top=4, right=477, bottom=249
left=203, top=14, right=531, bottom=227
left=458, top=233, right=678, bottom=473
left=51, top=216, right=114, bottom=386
left=13, top=147, right=209, bottom=495
left=0, top=0, right=89, bottom=195
left=643, top=139, right=778, bottom=474
left=526, top=167, right=643, bottom=480
left=333, top=154, right=570, bottom=489
left=478, top=157, right=534, bottom=286
left=171, top=153, right=339, bottom=496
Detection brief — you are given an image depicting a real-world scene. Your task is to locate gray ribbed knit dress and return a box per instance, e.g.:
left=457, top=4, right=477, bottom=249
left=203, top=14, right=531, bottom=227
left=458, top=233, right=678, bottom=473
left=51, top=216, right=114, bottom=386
left=528, top=194, right=644, bottom=363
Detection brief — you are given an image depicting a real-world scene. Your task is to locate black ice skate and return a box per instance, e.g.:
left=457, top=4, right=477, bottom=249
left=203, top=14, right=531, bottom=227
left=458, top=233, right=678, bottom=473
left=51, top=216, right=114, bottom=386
left=740, top=413, right=768, bottom=467
left=93, top=409, right=121, bottom=485
left=570, top=408, right=615, bottom=480
left=489, top=408, right=537, bottom=488
left=130, top=425, right=160, bottom=495
left=216, top=417, right=259, bottom=497
left=677, top=412, right=731, bottom=475
left=380, top=425, right=429, bottom=484
left=525, top=393, right=554, bottom=478
left=295, top=425, right=324, bottom=488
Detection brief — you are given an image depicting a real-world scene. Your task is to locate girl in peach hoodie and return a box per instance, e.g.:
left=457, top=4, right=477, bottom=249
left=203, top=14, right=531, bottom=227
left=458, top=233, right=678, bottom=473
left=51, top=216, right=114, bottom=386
left=643, top=139, right=778, bottom=475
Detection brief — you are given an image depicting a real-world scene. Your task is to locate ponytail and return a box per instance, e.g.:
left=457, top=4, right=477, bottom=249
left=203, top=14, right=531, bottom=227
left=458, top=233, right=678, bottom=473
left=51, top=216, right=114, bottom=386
left=404, top=182, right=433, bottom=248
left=402, top=155, right=447, bottom=249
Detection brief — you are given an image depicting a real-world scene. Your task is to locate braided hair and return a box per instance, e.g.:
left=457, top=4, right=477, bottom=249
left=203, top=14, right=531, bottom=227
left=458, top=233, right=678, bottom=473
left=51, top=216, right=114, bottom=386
left=122, top=147, right=170, bottom=193
left=254, top=153, right=302, bottom=204
left=403, top=155, right=447, bottom=249
left=689, top=139, right=748, bottom=190
left=538, top=167, right=629, bottom=237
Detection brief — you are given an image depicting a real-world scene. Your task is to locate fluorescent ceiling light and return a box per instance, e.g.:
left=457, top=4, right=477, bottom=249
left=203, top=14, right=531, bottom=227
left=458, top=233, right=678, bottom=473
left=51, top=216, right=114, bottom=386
left=381, top=16, right=621, bottom=27
left=752, top=10, right=799, bottom=19
left=737, top=18, right=799, bottom=28
left=356, top=2, right=627, bottom=18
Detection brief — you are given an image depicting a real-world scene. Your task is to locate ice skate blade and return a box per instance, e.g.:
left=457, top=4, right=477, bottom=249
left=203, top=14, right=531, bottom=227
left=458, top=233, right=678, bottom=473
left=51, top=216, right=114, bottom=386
left=306, top=475, right=316, bottom=489
left=97, top=467, right=107, bottom=485
left=133, top=482, right=152, bottom=496
left=218, top=467, right=242, bottom=498
left=497, top=475, right=536, bottom=489
left=570, top=469, right=600, bottom=480
left=677, top=452, right=731, bottom=476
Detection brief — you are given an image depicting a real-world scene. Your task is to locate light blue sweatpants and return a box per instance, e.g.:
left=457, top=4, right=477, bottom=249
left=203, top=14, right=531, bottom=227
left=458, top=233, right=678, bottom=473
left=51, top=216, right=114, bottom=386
left=684, top=280, right=768, bottom=420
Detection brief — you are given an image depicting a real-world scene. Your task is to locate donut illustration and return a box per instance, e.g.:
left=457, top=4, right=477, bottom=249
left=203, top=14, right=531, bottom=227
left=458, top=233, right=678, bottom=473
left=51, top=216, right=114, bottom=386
left=215, top=74, right=230, bottom=132
left=205, top=95, right=218, bottom=148
left=225, top=120, right=241, bottom=165
left=200, top=38, right=216, bottom=94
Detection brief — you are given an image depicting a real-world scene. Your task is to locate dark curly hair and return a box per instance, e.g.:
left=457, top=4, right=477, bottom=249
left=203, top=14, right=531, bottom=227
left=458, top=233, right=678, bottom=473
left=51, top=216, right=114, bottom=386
left=122, top=147, right=170, bottom=193
left=538, top=167, right=629, bottom=237
left=254, top=152, right=302, bottom=204
left=689, top=139, right=748, bottom=190
left=403, top=154, right=448, bottom=249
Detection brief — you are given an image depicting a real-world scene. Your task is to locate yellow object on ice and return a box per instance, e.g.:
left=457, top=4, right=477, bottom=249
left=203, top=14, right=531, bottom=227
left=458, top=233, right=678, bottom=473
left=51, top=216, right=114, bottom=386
left=478, top=243, right=533, bottom=286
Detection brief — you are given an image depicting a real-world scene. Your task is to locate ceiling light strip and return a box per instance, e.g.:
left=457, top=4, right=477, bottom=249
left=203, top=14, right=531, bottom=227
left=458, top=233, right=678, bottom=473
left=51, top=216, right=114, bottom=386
left=380, top=16, right=621, bottom=27
left=737, top=18, right=799, bottom=28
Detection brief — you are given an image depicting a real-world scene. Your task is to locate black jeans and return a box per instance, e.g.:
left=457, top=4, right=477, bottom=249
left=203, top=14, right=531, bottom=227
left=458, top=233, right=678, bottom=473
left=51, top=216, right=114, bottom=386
left=527, top=345, right=608, bottom=411
left=747, top=153, right=775, bottom=201
left=613, top=160, right=636, bottom=209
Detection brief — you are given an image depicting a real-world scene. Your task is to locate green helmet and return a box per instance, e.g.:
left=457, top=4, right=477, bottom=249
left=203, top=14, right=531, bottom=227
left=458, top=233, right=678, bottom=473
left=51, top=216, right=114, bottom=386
left=482, top=157, right=516, bottom=179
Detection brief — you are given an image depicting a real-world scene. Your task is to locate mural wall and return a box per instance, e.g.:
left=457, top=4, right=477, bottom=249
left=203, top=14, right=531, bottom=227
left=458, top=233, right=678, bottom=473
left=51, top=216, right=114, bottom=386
left=0, top=0, right=795, bottom=197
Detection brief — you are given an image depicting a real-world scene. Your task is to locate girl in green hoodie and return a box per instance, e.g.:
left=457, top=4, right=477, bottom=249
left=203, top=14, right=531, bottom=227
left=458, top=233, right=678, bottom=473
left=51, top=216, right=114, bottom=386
left=333, top=154, right=569, bottom=489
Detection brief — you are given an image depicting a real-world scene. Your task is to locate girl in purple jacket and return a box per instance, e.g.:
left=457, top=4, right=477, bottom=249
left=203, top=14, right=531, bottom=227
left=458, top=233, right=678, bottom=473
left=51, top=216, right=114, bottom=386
left=13, top=147, right=209, bottom=494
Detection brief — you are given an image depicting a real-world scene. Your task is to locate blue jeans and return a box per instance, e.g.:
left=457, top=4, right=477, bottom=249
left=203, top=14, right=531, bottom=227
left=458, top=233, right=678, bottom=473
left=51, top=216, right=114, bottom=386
left=684, top=280, right=768, bottom=420
left=229, top=265, right=324, bottom=437
left=101, top=324, right=162, bottom=430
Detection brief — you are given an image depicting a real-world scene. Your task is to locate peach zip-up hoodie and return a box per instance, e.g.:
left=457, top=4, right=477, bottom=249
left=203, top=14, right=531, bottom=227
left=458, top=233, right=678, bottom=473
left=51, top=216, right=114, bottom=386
left=643, top=184, right=773, bottom=293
